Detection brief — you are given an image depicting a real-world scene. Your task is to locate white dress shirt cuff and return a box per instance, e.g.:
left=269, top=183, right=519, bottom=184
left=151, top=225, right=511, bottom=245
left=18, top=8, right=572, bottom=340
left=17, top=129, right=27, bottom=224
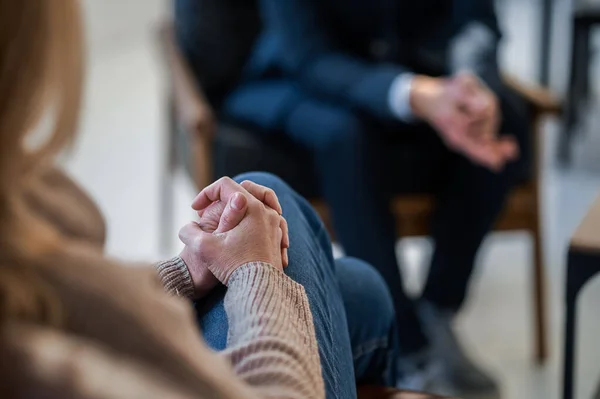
left=388, top=73, right=415, bottom=122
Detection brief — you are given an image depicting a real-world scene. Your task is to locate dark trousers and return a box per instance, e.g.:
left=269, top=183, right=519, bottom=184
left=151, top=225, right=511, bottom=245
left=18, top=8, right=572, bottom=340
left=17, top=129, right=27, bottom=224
left=223, top=80, right=531, bottom=355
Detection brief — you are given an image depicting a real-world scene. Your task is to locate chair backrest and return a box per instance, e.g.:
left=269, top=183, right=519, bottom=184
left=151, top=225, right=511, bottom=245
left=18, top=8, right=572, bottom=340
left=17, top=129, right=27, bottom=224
left=574, top=0, right=600, bottom=16
left=174, top=0, right=261, bottom=106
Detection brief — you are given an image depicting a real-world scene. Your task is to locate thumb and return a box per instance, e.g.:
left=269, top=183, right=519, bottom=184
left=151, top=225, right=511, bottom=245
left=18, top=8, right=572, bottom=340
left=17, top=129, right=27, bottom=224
left=179, top=221, right=217, bottom=247
left=178, top=221, right=221, bottom=260
left=450, top=73, right=487, bottom=116
left=215, top=192, right=248, bottom=233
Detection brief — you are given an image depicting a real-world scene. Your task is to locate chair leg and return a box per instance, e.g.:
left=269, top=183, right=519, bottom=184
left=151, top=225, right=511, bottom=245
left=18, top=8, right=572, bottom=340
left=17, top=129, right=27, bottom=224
left=160, top=94, right=178, bottom=254
left=532, top=223, right=548, bottom=364
left=560, top=21, right=588, bottom=165
left=562, top=292, right=577, bottom=399
left=578, top=22, right=591, bottom=105
left=562, top=251, right=600, bottom=399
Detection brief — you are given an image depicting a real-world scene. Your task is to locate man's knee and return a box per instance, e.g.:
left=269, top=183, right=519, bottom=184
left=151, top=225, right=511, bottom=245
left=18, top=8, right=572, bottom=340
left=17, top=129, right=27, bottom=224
left=311, top=111, right=367, bottom=153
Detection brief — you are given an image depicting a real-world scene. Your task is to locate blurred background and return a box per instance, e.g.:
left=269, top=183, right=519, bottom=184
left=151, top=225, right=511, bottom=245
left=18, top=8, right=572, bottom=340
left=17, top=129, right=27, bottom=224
left=66, top=0, right=600, bottom=398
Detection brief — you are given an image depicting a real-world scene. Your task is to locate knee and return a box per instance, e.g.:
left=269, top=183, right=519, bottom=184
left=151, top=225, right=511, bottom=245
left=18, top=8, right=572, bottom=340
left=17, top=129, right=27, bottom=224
left=233, top=172, right=294, bottom=201
left=336, top=257, right=395, bottom=322
left=232, top=172, right=322, bottom=228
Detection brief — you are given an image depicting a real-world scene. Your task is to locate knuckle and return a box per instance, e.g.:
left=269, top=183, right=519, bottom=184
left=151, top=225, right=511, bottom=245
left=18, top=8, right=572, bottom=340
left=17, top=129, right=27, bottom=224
left=491, top=96, right=499, bottom=111
left=191, top=236, right=203, bottom=252
left=281, top=218, right=289, bottom=233
left=177, top=222, right=194, bottom=240
left=247, top=197, right=262, bottom=210
left=458, top=73, right=471, bottom=84
left=446, top=133, right=460, bottom=146
left=265, top=187, right=277, bottom=200
left=219, top=176, right=233, bottom=185
left=220, top=213, right=231, bottom=226
left=269, top=210, right=281, bottom=224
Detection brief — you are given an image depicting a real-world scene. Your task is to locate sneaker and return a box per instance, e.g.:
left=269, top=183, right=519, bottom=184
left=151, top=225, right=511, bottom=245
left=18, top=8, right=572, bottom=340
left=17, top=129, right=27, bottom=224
left=417, top=300, right=500, bottom=399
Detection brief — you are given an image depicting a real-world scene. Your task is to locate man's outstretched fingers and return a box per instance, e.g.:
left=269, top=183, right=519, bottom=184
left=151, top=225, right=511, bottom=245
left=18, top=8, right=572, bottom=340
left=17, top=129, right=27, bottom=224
left=457, top=136, right=502, bottom=172
left=240, top=180, right=283, bottom=215
left=215, top=192, right=249, bottom=234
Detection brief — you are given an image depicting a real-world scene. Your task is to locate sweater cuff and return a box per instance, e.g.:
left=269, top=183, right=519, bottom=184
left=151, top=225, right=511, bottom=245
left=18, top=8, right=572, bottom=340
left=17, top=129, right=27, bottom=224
left=226, top=261, right=315, bottom=344
left=228, top=262, right=292, bottom=290
left=155, top=256, right=195, bottom=299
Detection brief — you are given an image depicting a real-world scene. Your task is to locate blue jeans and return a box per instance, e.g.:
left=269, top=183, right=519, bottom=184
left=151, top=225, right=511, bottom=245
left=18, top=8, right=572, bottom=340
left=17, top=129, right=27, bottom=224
left=195, top=172, right=398, bottom=399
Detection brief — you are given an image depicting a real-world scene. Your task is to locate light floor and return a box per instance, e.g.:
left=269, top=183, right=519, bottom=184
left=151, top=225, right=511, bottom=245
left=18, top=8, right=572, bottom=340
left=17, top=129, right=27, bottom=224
left=65, top=0, right=600, bottom=398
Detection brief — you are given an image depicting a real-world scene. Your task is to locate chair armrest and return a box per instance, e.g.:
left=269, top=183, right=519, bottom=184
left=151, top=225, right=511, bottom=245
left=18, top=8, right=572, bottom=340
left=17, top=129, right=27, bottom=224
left=357, top=386, right=451, bottom=399
left=157, top=21, right=215, bottom=189
left=157, top=22, right=215, bottom=138
left=502, top=74, right=562, bottom=116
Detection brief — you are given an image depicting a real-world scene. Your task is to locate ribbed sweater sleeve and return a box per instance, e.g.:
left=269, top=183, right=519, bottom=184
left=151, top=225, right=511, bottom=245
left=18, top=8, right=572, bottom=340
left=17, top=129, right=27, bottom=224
left=222, top=262, right=325, bottom=399
left=155, top=257, right=195, bottom=299
left=154, top=258, right=325, bottom=398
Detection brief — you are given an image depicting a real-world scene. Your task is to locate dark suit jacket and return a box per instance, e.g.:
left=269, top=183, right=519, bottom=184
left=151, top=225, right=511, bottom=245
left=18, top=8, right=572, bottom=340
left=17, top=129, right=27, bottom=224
left=176, top=0, right=503, bottom=121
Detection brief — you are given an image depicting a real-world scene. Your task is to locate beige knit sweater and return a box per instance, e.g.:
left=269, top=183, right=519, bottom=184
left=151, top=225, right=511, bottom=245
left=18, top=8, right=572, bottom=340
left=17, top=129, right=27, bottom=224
left=156, top=257, right=326, bottom=399
left=0, top=168, right=325, bottom=399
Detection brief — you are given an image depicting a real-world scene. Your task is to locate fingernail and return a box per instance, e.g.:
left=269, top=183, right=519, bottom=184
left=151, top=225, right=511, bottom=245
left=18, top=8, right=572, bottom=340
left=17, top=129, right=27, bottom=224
left=231, top=193, right=244, bottom=210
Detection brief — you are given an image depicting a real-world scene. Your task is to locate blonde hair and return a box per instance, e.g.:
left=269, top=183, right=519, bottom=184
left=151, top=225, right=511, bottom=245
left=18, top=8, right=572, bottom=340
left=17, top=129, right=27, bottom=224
left=0, top=0, right=84, bottom=324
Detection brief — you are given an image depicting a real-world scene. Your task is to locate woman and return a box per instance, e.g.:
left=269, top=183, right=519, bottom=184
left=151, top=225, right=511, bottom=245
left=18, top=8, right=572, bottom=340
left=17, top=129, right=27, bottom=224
left=0, top=1, right=398, bottom=398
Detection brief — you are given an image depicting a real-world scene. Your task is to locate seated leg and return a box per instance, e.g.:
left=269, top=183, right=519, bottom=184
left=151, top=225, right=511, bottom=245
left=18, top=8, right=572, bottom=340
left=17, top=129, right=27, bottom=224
left=335, top=256, right=398, bottom=387
left=197, top=172, right=397, bottom=398
left=225, top=80, right=427, bottom=357
left=418, top=83, right=531, bottom=396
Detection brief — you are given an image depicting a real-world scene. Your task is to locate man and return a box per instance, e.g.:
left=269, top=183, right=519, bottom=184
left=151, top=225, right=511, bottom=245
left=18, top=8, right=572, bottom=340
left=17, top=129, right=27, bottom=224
left=176, top=0, right=530, bottom=396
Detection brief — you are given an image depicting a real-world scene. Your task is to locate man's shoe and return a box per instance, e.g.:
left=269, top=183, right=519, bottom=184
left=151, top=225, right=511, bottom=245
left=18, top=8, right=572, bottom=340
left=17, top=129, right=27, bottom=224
left=417, top=300, right=500, bottom=399
left=396, top=349, right=443, bottom=392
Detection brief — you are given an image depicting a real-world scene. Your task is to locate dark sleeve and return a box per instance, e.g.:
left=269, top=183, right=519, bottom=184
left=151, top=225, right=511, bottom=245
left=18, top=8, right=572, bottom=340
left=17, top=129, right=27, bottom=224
left=260, top=0, right=409, bottom=120
left=450, top=0, right=503, bottom=91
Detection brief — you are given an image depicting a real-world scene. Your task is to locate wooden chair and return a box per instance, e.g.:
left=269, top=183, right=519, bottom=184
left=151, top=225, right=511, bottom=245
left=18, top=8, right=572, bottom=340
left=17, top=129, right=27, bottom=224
left=157, top=22, right=561, bottom=369
left=357, top=386, right=450, bottom=399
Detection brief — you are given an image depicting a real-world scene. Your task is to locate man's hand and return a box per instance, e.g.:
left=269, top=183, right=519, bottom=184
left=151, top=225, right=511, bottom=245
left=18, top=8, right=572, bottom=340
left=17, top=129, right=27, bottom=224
left=410, top=71, right=518, bottom=171
left=179, top=178, right=289, bottom=297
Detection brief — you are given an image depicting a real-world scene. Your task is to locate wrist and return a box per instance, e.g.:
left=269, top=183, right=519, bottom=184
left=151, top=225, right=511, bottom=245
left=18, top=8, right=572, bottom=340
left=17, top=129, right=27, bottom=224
left=409, top=75, right=445, bottom=120
left=178, top=250, right=215, bottom=299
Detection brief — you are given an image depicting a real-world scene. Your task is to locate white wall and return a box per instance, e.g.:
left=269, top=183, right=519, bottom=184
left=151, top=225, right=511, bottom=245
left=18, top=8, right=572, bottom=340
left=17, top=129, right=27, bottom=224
left=81, top=0, right=168, bottom=54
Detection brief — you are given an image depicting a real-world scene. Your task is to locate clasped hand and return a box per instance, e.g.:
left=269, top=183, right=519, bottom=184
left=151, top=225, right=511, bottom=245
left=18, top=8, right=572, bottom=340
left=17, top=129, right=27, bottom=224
left=179, top=178, right=289, bottom=298
left=411, top=71, right=519, bottom=172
